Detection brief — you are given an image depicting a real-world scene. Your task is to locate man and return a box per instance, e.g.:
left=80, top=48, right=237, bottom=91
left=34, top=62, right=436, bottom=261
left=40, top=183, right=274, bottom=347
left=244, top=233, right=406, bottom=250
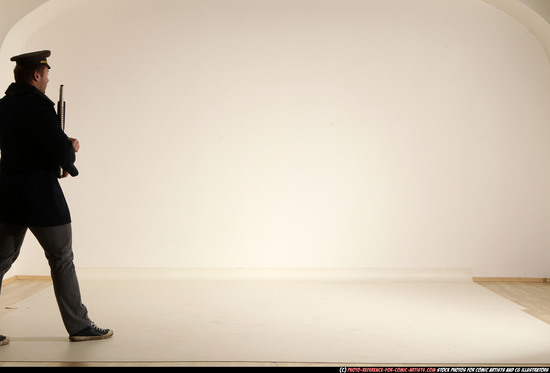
left=0, top=50, right=112, bottom=346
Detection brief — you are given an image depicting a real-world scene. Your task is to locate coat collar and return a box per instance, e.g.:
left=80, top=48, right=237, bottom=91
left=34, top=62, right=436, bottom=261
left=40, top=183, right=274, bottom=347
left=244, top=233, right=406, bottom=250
left=4, top=83, right=54, bottom=106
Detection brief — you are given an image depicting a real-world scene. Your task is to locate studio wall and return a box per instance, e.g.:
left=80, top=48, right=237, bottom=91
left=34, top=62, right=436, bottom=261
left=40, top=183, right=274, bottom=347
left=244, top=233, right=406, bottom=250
left=2, top=0, right=550, bottom=277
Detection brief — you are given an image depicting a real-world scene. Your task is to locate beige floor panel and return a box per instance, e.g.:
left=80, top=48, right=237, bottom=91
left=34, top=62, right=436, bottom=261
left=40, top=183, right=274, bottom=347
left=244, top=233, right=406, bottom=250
left=1, top=271, right=550, bottom=365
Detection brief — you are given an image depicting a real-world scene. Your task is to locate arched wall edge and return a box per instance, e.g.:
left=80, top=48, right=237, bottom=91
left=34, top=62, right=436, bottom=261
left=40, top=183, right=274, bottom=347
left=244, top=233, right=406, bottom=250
left=482, top=0, right=550, bottom=62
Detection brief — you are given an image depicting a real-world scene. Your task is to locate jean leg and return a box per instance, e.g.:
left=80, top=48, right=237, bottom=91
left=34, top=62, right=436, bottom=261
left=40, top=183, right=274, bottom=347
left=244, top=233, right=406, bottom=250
left=30, top=224, right=91, bottom=335
left=0, top=224, right=27, bottom=294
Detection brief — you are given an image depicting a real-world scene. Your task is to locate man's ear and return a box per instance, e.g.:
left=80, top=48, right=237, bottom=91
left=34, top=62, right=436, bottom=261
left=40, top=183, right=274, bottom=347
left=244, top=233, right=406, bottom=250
left=32, top=70, right=41, bottom=82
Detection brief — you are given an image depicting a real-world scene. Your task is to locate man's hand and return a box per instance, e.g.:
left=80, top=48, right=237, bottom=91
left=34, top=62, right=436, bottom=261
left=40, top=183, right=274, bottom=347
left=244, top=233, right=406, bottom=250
left=60, top=137, right=79, bottom=178
left=69, top=137, right=79, bottom=153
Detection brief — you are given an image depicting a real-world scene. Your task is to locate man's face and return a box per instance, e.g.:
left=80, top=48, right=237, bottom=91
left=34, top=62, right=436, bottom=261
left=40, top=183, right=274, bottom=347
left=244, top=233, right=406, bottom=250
left=36, top=67, right=49, bottom=93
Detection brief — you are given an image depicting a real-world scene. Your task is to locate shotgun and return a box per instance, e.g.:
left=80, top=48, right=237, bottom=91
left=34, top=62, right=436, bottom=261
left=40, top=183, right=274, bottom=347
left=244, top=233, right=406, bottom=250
left=57, top=85, right=79, bottom=177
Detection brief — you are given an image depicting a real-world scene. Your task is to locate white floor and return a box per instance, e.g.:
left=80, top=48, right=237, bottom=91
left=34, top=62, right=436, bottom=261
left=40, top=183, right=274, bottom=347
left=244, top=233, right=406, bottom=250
left=1, top=269, right=550, bottom=366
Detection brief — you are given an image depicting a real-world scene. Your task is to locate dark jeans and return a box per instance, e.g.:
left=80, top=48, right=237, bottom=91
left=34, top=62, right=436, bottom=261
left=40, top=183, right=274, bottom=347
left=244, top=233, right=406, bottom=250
left=0, top=223, right=91, bottom=335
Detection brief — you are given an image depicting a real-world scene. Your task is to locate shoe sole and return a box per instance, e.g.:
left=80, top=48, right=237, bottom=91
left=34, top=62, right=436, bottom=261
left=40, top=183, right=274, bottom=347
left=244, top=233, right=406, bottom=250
left=69, top=329, right=113, bottom=342
left=0, top=337, right=9, bottom=346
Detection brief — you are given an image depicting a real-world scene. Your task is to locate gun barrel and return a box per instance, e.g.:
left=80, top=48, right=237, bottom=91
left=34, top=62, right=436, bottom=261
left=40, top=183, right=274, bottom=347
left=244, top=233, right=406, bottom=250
left=57, top=84, right=78, bottom=177
left=58, top=85, right=65, bottom=131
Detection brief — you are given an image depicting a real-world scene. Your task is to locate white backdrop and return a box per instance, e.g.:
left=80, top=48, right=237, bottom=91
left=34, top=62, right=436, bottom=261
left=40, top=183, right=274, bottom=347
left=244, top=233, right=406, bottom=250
left=1, top=0, right=550, bottom=277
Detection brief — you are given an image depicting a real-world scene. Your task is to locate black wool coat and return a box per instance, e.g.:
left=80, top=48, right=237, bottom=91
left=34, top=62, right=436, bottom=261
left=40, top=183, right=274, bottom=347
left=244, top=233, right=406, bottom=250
left=0, top=83, right=76, bottom=226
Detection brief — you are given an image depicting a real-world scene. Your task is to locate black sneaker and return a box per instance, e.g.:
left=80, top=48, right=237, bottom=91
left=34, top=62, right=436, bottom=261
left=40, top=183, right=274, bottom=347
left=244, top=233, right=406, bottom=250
left=69, top=323, right=113, bottom=342
left=0, top=335, right=9, bottom=346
